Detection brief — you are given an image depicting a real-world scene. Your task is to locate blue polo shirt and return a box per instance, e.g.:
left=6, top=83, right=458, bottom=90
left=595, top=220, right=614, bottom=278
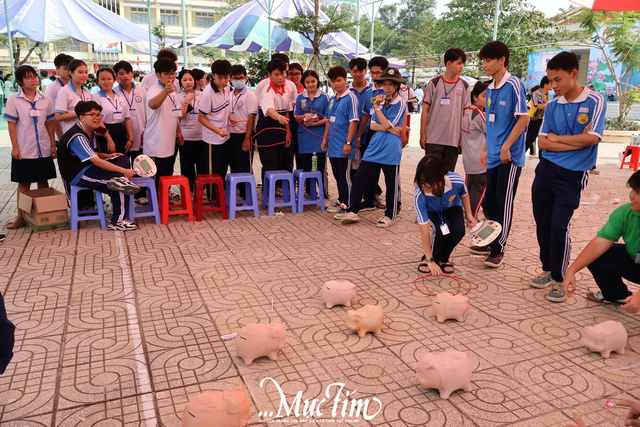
left=362, top=86, right=386, bottom=117
left=68, top=133, right=98, bottom=185
left=539, top=86, right=606, bottom=171
left=485, top=72, right=528, bottom=169
left=327, top=90, right=359, bottom=159
left=295, top=90, right=330, bottom=154
left=364, top=96, right=407, bottom=165
left=414, top=172, right=468, bottom=225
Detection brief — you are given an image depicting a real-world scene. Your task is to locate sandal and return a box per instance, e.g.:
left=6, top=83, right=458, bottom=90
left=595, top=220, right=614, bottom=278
left=417, top=255, right=431, bottom=274
left=438, top=262, right=454, bottom=274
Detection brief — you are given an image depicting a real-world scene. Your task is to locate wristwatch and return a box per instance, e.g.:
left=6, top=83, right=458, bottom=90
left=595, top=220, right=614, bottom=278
left=345, top=141, right=352, bottom=146
left=427, top=257, right=434, bottom=262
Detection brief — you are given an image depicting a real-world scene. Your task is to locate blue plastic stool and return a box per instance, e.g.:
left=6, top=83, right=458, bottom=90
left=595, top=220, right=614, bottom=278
left=127, top=177, right=160, bottom=224
left=70, top=185, right=107, bottom=231
left=261, top=170, right=297, bottom=216
left=294, top=169, right=325, bottom=213
left=226, top=173, right=259, bottom=220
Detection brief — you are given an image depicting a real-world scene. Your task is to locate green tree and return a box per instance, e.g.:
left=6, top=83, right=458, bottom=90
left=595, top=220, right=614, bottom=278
left=0, top=36, right=42, bottom=67
left=152, top=21, right=167, bottom=49
left=578, top=9, right=640, bottom=121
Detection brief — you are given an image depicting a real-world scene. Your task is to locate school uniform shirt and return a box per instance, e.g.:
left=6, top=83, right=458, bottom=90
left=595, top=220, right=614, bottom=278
left=362, top=86, right=386, bottom=117
left=259, top=81, right=293, bottom=118
left=40, top=78, right=53, bottom=91
left=91, top=90, right=131, bottom=124
left=229, top=86, right=258, bottom=134
left=140, top=73, right=181, bottom=93
left=461, top=106, right=487, bottom=175
left=54, top=83, right=91, bottom=135
left=539, top=86, right=606, bottom=172
left=363, top=95, right=407, bottom=165
left=326, top=90, right=359, bottom=159
left=144, top=81, right=180, bottom=158
left=295, top=89, right=329, bottom=154
left=67, top=130, right=98, bottom=185
left=485, top=72, right=528, bottom=169
left=400, top=86, right=417, bottom=113
left=3, top=90, right=55, bottom=158
left=256, top=78, right=298, bottom=106
left=44, top=78, right=66, bottom=103
left=423, top=76, right=471, bottom=148
left=414, top=172, right=468, bottom=225
left=114, top=83, right=147, bottom=151
left=200, top=83, right=231, bottom=145
left=177, top=90, right=203, bottom=141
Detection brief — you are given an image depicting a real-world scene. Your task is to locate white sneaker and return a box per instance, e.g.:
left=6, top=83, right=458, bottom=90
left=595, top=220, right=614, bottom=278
left=107, top=220, right=138, bottom=231
left=341, top=212, right=360, bottom=224
left=376, top=216, right=393, bottom=227
left=327, top=202, right=341, bottom=213
left=107, top=176, right=140, bottom=195
left=375, top=194, right=386, bottom=209
left=333, top=204, right=347, bottom=220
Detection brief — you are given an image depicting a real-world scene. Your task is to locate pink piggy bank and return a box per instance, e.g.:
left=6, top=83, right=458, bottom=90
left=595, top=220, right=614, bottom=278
left=432, top=293, right=470, bottom=323
left=416, top=350, right=473, bottom=399
left=235, top=321, right=287, bottom=365
left=182, top=385, right=252, bottom=427
left=322, top=280, right=357, bottom=308
left=345, top=305, right=384, bottom=338
left=582, top=320, right=627, bottom=358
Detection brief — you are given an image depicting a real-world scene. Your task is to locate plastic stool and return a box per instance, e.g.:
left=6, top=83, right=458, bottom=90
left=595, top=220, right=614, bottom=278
left=294, top=169, right=325, bottom=213
left=70, top=186, right=107, bottom=231
left=127, top=177, right=160, bottom=224
left=261, top=170, right=297, bottom=216
left=159, top=175, right=194, bottom=224
left=194, top=174, right=228, bottom=221
left=620, top=145, right=640, bottom=171
left=225, top=173, right=259, bottom=220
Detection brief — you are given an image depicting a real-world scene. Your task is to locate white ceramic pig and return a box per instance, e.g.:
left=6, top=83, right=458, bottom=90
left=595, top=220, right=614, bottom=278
left=345, top=305, right=384, bottom=338
left=322, top=280, right=357, bottom=308
left=582, top=320, right=627, bottom=358
left=235, top=321, right=287, bottom=365
left=416, top=350, right=473, bottom=399
left=432, top=293, right=471, bottom=323
left=182, top=385, right=252, bottom=427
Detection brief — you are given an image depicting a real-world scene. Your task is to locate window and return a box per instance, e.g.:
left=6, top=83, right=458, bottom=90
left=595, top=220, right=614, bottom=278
left=195, top=12, right=214, bottom=28
left=161, top=9, right=179, bottom=26
left=131, top=7, right=148, bottom=24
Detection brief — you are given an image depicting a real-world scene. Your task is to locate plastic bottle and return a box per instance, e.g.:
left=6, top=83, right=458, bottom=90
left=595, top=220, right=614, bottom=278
left=312, top=152, right=318, bottom=171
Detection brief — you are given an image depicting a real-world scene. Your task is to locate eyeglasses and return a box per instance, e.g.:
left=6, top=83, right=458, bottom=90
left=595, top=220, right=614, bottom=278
left=161, top=72, right=177, bottom=77
left=288, top=72, right=302, bottom=77
left=83, top=113, right=103, bottom=119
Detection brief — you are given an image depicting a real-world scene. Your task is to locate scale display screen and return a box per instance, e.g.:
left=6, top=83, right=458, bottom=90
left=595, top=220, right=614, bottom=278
left=139, top=159, right=151, bottom=172
left=478, top=226, right=494, bottom=239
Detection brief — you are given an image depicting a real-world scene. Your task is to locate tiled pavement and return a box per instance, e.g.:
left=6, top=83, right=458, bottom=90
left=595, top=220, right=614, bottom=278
left=0, top=145, right=639, bottom=426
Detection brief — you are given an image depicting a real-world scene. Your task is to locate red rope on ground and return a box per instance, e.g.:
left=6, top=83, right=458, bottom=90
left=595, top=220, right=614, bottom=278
left=413, top=274, right=472, bottom=297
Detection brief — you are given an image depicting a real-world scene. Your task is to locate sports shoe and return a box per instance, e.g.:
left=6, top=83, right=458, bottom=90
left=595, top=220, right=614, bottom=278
left=531, top=271, right=553, bottom=288
left=586, top=291, right=628, bottom=304
left=107, top=220, right=138, bottom=231
left=107, top=177, right=140, bottom=195
left=359, top=201, right=376, bottom=212
left=137, top=197, right=149, bottom=206
left=546, top=281, right=567, bottom=303
left=341, top=212, right=361, bottom=224
left=327, top=202, right=342, bottom=213
left=376, top=216, right=393, bottom=227
left=375, top=194, right=386, bottom=209
left=484, top=252, right=504, bottom=268
left=0, top=234, right=5, bottom=243
left=470, top=244, right=491, bottom=255
left=333, top=204, right=347, bottom=220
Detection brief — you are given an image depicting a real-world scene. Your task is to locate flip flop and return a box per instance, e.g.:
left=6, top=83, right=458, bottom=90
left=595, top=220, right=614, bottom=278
left=438, top=262, right=455, bottom=274
left=417, top=263, right=431, bottom=274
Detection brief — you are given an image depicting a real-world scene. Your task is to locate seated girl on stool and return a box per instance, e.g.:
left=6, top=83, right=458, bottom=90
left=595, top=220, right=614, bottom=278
left=414, top=155, right=477, bottom=276
left=562, top=170, right=640, bottom=312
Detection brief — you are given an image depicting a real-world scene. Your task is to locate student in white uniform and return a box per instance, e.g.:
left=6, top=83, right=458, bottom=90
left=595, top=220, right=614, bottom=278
left=177, top=69, right=203, bottom=190
left=140, top=48, right=181, bottom=93
left=45, top=54, right=73, bottom=140
left=91, top=68, right=133, bottom=155
left=191, top=69, right=207, bottom=92
left=3, top=65, right=56, bottom=230
left=55, top=59, right=91, bottom=137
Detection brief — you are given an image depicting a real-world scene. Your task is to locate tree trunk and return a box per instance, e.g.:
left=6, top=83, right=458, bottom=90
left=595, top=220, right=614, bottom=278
left=313, top=0, right=320, bottom=71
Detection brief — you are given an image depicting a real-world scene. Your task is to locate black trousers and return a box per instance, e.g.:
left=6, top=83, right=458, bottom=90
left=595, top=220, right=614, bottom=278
left=360, top=138, right=383, bottom=203
left=128, top=150, right=146, bottom=199
left=0, top=292, right=15, bottom=375
left=279, top=116, right=297, bottom=172
left=532, top=158, right=588, bottom=282
left=525, top=119, right=542, bottom=155
left=258, top=144, right=285, bottom=183
left=466, top=173, right=487, bottom=219
left=485, top=162, right=522, bottom=256
left=151, top=152, right=177, bottom=191
left=297, top=152, right=328, bottom=199
left=329, top=157, right=352, bottom=206
left=425, top=143, right=459, bottom=173
left=588, top=244, right=640, bottom=301
left=179, top=139, right=202, bottom=190
left=427, top=206, right=465, bottom=263
left=348, top=160, right=400, bottom=219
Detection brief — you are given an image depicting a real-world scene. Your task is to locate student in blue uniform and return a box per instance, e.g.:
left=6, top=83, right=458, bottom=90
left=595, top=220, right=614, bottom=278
left=295, top=70, right=329, bottom=199
left=412, top=155, right=477, bottom=275
left=479, top=41, right=530, bottom=268
left=531, top=51, right=606, bottom=302
left=341, top=67, right=407, bottom=228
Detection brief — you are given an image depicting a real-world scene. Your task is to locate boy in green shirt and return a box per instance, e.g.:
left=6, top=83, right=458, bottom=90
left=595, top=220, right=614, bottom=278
left=562, top=170, right=640, bottom=312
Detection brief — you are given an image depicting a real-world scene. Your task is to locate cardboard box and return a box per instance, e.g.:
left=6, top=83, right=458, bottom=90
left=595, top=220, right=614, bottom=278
left=18, top=188, right=70, bottom=232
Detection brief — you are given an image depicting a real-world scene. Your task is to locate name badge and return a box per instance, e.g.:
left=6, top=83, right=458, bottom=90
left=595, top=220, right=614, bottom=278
left=579, top=107, right=590, bottom=113
left=330, top=116, right=336, bottom=123
left=112, top=111, right=122, bottom=119
left=440, top=223, right=450, bottom=235
left=489, top=113, right=496, bottom=122
left=499, top=101, right=506, bottom=106
left=29, top=109, right=40, bottom=117
left=440, top=97, right=451, bottom=106
left=172, top=108, right=182, bottom=117
left=130, top=109, right=137, bottom=117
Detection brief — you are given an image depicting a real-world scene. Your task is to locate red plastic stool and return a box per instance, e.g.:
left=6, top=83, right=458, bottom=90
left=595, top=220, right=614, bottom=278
left=194, top=174, right=228, bottom=221
left=620, top=145, right=640, bottom=171
left=159, top=175, right=194, bottom=224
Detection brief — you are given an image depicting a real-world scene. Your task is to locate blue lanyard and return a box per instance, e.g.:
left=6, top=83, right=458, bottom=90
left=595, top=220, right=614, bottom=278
left=442, top=77, right=459, bottom=98
left=231, top=91, right=243, bottom=114
left=121, top=87, right=135, bottom=110
left=104, top=93, right=119, bottom=112
left=487, top=87, right=501, bottom=116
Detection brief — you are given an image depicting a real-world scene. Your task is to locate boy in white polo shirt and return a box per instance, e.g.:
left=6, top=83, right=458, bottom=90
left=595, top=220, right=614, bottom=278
left=144, top=58, right=184, bottom=184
